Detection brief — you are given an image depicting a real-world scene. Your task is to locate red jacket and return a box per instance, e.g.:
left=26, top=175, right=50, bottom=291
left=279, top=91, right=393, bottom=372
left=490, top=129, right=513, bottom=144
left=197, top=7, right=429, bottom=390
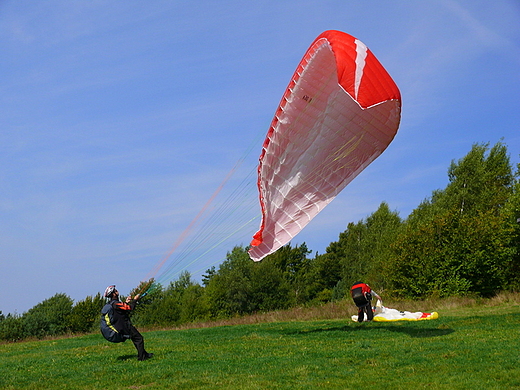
left=351, top=282, right=378, bottom=306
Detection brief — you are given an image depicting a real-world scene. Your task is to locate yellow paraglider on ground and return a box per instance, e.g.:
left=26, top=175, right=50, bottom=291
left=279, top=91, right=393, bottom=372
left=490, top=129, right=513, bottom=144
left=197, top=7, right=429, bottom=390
left=352, top=300, right=439, bottom=322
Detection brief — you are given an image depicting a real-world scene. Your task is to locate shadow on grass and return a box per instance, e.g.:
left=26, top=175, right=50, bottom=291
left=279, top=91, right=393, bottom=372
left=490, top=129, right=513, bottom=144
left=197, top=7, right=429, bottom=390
left=283, top=324, right=454, bottom=338
left=117, top=354, right=137, bottom=361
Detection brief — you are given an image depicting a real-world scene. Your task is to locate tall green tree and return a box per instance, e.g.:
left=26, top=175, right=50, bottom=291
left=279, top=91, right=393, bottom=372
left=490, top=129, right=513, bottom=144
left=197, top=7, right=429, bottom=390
left=361, top=202, right=402, bottom=287
left=250, top=256, right=291, bottom=311
left=204, top=246, right=254, bottom=318
left=179, top=283, right=208, bottom=324
left=387, top=141, right=517, bottom=297
left=438, top=141, right=514, bottom=215
left=501, top=160, right=520, bottom=291
left=266, top=243, right=313, bottom=305
left=388, top=208, right=515, bottom=297
left=323, top=202, right=402, bottom=293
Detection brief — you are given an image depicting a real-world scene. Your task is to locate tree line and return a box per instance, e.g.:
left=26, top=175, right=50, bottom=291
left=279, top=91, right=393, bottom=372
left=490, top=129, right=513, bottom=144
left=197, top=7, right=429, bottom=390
left=1, top=141, right=519, bottom=341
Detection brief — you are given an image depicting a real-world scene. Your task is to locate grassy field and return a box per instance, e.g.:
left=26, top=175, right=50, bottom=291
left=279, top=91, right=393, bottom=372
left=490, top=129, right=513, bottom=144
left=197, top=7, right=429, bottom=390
left=2, top=298, right=520, bottom=389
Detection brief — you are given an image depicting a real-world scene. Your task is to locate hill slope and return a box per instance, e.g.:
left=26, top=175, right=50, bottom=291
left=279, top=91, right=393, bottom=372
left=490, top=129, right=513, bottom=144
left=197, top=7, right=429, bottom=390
left=2, top=300, right=520, bottom=389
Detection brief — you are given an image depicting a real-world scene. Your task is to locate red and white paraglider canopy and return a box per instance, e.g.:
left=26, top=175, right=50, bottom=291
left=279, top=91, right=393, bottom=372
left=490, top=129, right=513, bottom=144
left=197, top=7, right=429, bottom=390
left=249, top=30, right=402, bottom=261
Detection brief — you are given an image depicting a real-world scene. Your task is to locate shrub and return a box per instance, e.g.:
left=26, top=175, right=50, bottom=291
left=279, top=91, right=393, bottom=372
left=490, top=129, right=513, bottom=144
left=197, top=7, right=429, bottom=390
left=23, top=293, right=73, bottom=338
left=0, top=315, right=25, bottom=341
left=69, top=293, right=104, bottom=333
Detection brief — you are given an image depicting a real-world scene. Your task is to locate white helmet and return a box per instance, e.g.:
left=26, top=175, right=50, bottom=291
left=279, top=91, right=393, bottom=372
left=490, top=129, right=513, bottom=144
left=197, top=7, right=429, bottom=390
left=104, top=285, right=116, bottom=298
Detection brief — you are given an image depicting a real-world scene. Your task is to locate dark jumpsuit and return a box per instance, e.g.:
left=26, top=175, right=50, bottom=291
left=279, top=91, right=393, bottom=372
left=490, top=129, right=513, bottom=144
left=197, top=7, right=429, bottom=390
left=109, top=299, right=149, bottom=360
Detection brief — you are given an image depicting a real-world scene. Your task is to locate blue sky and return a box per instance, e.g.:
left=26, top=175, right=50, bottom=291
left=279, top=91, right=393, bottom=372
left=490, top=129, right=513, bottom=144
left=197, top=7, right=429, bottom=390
left=1, top=1, right=519, bottom=315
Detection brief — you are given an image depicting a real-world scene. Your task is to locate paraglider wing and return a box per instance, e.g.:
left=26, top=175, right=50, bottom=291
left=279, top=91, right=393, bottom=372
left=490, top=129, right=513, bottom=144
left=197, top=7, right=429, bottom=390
left=352, top=300, right=439, bottom=322
left=249, top=30, right=401, bottom=261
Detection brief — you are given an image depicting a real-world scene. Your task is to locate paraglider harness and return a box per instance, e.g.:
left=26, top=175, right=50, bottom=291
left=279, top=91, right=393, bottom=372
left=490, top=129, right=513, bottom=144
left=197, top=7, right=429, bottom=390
left=351, top=282, right=373, bottom=307
left=100, top=300, right=131, bottom=343
left=351, top=282, right=375, bottom=322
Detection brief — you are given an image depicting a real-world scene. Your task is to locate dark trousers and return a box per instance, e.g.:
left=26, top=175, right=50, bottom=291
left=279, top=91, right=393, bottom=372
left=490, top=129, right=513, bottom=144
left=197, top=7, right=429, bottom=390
left=128, top=325, right=147, bottom=360
left=357, top=302, right=374, bottom=322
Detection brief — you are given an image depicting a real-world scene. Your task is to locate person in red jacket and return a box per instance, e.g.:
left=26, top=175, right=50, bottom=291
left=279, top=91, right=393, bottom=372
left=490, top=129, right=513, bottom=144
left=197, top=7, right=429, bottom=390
left=350, top=282, right=382, bottom=322
left=104, top=285, right=153, bottom=361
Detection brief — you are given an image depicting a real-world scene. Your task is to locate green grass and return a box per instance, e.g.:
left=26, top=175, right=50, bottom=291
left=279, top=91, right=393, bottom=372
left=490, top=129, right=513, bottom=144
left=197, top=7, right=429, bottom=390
left=2, top=303, right=520, bottom=389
